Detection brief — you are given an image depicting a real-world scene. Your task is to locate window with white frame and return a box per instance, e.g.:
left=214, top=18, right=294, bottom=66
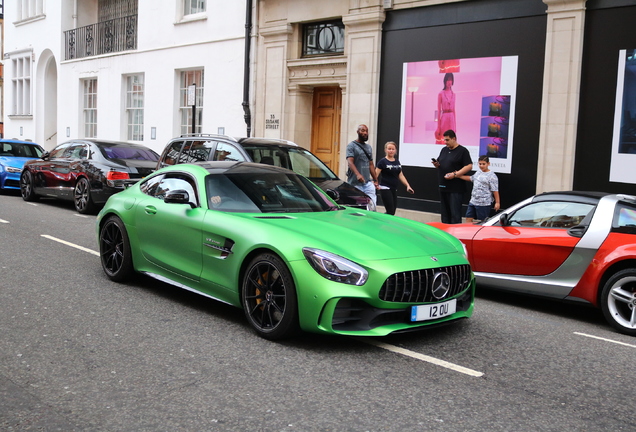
left=179, top=69, right=204, bottom=135
left=83, top=79, right=98, bottom=138
left=184, top=0, right=206, bottom=16
left=17, top=0, right=44, bottom=21
left=11, top=53, right=32, bottom=116
left=126, top=75, right=144, bottom=141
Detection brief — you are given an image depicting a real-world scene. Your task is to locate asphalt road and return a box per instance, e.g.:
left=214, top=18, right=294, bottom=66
left=1, top=191, right=634, bottom=431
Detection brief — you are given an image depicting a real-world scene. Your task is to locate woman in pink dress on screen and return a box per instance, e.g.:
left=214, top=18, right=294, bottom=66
left=436, top=73, right=456, bottom=144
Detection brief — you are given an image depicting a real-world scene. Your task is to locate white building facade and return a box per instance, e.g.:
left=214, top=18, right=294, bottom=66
left=4, top=0, right=249, bottom=154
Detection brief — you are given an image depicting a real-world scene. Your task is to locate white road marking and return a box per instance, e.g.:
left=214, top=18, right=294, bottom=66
left=74, top=214, right=90, bottom=218
left=361, top=339, right=484, bottom=377
left=574, top=332, right=636, bottom=348
left=26, top=203, right=38, bottom=206
left=41, top=235, right=100, bottom=256
left=0, top=219, right=9, bottom=224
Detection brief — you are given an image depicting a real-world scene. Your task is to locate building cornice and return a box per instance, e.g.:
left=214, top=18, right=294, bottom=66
left=542, top=0, right=587, bottom=13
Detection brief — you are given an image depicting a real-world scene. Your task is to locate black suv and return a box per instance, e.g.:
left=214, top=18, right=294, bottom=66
left=157, top=134, right=375, bottom=211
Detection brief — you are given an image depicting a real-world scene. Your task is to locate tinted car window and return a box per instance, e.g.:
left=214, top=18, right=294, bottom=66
left=99, top=144, right=159, bottom=161
left=163, top=141, right=184, bottom=166
left=49, top=143, right=72, bottom=158
left=154, top=175, right=198, bottom=205
left=288, top=148, right=335, bottom=180
left=206, top=172, right=332, bottom=213
left=140, top=174, right=164, bottom=196
left=181, top=140, right=214, bottom=163
left=68, top=144, right=88, bottom=159
left=243, top=146, right=291, bottom=168
left=613, top=204, right=636, bottom=234
left=509, top=201, right=594, bottom=228
left=0, top=142, right=43, bottom=158
left=213, top=142, right=245, bottom=162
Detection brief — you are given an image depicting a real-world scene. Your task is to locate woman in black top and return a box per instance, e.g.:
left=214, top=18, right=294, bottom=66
left=375, top=141, right=414, bottom=215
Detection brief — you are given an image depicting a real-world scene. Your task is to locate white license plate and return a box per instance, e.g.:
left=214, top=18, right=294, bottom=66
left=410, top=299, right=457, bottom=322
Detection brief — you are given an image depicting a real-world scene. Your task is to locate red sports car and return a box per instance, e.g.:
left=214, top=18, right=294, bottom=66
left=429, top=191, right=636, bottom=336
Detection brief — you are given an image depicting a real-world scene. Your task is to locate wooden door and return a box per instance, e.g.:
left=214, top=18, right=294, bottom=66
left=310, top=87, right=342, bottom=175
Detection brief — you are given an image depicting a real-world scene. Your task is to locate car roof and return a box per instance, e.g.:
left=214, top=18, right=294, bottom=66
left=174, top=134, right=299, bottom=148
left=0, top=139, right=42, bottom=146
left=532, top=191, right=610, bottom=205
left=165, top=161, right=295, bottom=175
left=236, top=137, right=299, bottom=147
left=64, top=139, right=152, bottom=148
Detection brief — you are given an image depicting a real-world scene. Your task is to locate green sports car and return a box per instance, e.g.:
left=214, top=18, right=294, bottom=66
left=97, top=161, right=475, bottom=339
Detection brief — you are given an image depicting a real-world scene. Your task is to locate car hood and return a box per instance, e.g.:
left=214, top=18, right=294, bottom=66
left=0, top=156, right=35, bottom=169
left=244, top=209, right=460, bottom=261
left=312, top=178, right=370, bottom=205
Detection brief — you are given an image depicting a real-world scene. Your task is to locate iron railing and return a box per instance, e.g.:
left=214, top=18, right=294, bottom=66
left=64, top=15, right=137, bottom=60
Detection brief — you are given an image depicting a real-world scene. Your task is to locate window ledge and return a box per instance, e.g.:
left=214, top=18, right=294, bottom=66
left=8, top=115, right=34, bottom=120
left=14, top=14, right=46, bottom=26
left=175, top=13, right=207, bottom=25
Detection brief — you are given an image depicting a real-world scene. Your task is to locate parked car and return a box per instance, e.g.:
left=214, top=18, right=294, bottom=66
left=0, top=139, right=45, bottom=191
left=97, top=161, right=474, bottom=340
left=429, top=191, right=636, bottom=336
left=21, top=139, right=159, bottom=214
left=156, top=134, right=375, bottom=211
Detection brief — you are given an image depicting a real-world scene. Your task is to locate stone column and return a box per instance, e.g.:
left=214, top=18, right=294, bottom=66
left=255, top=23, right=293, bottom=139
left=341, top=10, right=385, bottom=170
left=536, top=0, right=587, bottom=193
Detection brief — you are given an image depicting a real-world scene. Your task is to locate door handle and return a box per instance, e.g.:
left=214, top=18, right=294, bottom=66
left=144, top=205, right=157, bottom=215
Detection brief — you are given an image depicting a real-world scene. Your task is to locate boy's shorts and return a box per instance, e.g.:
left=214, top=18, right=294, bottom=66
left=466, top=203, right=491, bottom=222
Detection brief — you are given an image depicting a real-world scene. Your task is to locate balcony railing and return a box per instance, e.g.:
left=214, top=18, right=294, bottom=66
left=64, top=15, right=137, bottom=60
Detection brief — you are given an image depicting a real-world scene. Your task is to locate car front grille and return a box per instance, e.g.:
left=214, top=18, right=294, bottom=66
left=379, top=264, right=472, bottom=303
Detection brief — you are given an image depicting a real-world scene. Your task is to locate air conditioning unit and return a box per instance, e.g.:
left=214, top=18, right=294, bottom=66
left=383, top=0, right=393, bottom=9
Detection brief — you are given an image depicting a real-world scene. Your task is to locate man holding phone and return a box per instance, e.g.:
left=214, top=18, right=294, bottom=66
left=431, top=130, right=472, bottom=223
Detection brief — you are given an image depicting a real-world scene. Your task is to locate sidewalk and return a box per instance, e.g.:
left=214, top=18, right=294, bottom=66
left=375, top=206, right=441, bottom=223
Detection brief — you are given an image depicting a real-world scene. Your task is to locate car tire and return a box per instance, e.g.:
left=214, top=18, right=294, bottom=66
left=600, top=269, right=636, bottom=336
left=20, top=170, right=39, bottom=202
left=74, top=177, right=96, bottom=214
left=99, top=215, right=134, bottom=282
left=242, top=253, right=300, bottom=340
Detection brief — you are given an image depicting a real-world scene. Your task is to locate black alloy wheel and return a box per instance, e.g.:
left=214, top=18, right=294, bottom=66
left=20, top=170, right=39, bottom=201
left=99, top=215, right=134, bottom=282
left=600, top=269, right=636, bottom=336
left=74, top=177, right=96, bottom=214
left=242, top=253, right=300, bottom=340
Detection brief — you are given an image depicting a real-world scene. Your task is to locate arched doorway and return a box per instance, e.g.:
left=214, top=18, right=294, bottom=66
left=36, top=50, right=58, bottom=149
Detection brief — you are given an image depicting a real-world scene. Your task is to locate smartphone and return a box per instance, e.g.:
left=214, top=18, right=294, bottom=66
left=431, top=158, right=437, bottom=163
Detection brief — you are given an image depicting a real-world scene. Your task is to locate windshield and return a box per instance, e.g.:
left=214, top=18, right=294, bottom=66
left=100, top=145, right=159, bottom=161
left=205, top=172, right=335, bottom=213
left=0, top=142, right=44, bottom=158
left=242, top=145, right=338, bottom=181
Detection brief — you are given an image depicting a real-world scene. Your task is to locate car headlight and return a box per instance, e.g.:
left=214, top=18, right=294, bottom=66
left=302, top=248, right=368, bottom=286
left=6, top=166, right=21, bottom=173
left=460, top=241, right=468, bottom=260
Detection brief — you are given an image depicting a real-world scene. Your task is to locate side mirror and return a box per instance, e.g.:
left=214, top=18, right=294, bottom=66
left=164, top=189, right=195, bottom=208
left=40, top=151, right=50, bottom=160
left=499, top=213, right=510, bottom=226
left=325, top=189, right=339, bottom=201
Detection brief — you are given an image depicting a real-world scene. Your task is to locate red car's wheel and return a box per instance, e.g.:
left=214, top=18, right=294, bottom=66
left=20, top=170, right=39, bottom=202
left=241, top=253, right=300, bottom=340
left=600, top=269, right=636, bottom=336
left=74, top=177, right=97, bottom=214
